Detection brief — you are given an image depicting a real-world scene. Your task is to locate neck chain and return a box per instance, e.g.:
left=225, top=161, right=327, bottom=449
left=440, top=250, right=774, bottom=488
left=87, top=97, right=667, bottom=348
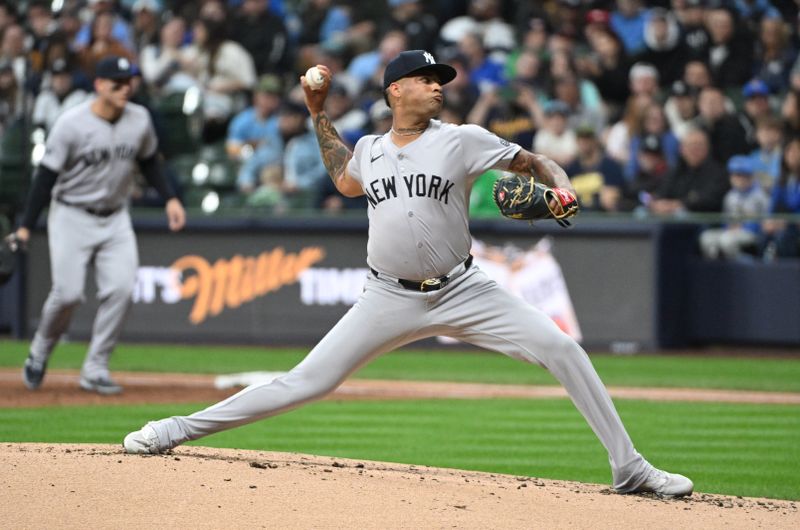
left=391, top=125, right=428, bottom=137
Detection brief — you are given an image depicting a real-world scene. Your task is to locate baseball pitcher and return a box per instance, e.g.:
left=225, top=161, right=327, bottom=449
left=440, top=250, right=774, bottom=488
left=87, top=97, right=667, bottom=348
left=12, top=56, right=186, bottom=394
left=124, top=51, right=691, bottom=498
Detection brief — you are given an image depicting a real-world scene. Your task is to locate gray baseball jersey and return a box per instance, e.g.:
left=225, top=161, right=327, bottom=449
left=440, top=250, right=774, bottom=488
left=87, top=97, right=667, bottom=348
left=41, top=99, right=157, bottom=210
left=348, top=120, right=519, bottom=280
left=29, top=98, right=156, bottom=384
left=141, top=120, right=656, bottom=492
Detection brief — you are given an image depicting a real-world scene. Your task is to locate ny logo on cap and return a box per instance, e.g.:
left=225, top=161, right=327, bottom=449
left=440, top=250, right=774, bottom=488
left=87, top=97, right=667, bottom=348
left=423, top=52, right=435, bottom=65
left=119, top=58, right=130, bottom=70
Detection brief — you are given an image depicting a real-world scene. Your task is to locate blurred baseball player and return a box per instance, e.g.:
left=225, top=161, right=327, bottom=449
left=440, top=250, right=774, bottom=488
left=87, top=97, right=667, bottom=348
left=124, top=51, right=692, bottom=498
left=11, top=56, right=186, bottom=395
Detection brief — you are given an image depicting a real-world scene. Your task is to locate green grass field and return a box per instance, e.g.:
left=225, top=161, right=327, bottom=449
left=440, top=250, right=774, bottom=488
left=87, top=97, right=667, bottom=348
left=1, top=340, right=799, bottom=500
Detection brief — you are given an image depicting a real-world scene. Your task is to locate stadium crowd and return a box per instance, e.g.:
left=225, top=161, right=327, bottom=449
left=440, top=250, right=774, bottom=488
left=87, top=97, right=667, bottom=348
left=0, top=0, right=799, bottom=258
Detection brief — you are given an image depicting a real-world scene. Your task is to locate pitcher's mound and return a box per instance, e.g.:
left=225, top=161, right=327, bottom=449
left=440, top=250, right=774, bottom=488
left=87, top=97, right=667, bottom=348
left=1, top=443, right=796, bottom=529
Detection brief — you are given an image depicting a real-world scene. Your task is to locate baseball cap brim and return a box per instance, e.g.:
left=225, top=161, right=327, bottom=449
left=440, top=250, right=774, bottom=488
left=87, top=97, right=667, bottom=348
left=385, top=64, right=456, bottom=89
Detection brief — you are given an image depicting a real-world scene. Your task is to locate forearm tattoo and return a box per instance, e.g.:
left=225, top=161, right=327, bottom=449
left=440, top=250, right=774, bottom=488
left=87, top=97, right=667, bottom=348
left=509, top=151, right=570, bottom=190
left=313, top=112, right=352, bottom=183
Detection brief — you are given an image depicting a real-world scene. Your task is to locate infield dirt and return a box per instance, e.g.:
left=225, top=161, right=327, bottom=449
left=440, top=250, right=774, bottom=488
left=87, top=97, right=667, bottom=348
left=1, top=443, right=798, bottom=529
left=2, top=369, right=800, bottom=528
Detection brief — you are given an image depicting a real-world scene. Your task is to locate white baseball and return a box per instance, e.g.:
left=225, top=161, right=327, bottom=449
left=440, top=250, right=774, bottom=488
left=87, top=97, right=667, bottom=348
left=305, top=66, right=326, bottom=91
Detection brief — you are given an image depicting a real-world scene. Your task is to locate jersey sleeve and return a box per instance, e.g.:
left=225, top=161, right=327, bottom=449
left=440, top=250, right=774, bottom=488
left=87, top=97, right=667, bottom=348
left=39, top=115, right=74, bottom=172
left=458, top=124, right=521, bottom=177
left=138, top=112, right=159, bottom=159
left=346, top=135, right=372, bottom=185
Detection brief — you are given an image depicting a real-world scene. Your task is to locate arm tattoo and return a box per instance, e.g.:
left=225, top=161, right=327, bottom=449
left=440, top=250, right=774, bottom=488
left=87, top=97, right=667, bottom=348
left=313, top=112, right=352, bottom=184
left=509, top=151, right=573, bottom=191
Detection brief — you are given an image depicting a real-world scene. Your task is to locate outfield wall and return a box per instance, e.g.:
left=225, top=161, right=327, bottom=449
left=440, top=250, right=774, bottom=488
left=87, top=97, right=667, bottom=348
left=7, top=215, right=800, bottom=350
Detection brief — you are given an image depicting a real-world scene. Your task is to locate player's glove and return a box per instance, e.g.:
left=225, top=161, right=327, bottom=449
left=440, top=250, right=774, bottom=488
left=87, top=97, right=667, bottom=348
left=0, top=234, right=21, bottom=286
left=492, top=175, right=579, bottom=227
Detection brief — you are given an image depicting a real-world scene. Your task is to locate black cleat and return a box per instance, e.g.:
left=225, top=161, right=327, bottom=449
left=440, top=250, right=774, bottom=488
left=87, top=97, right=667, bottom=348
left=79, top=375, right=123, bottom=395
left=22, top=353, right=47, bottom=390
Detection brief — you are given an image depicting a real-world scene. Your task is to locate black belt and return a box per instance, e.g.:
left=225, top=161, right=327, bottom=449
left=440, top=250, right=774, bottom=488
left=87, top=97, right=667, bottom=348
left=57, top=197, right=121, bottom=217
left=371, top=255, right=473, bottom=292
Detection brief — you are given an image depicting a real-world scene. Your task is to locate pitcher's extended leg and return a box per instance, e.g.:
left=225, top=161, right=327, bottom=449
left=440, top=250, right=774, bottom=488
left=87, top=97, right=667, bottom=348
left=438, top=269, right=649, bottom=491
left=147, top=277, right=427, bottom=449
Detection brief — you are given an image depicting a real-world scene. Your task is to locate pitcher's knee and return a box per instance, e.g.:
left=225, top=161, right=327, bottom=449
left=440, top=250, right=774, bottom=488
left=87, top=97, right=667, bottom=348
left=539, top=333, right=585, bottom=370
left=99, top=284, right=134, bottom=302
left=49, top=286, right=84, bottom=308
left=279, top=369, right=342, bottom=402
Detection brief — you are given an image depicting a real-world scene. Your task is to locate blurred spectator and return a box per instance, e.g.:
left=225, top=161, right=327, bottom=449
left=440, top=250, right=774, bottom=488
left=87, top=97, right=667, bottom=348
left=583, top=9, right=612, bottom=45
left=74, top=0, right=134, bottom=52
left=31, top=58, right=90, bottom=131
left=0, top=2, right=19, bottom=34
left=228, top=74, right=283, bottom=194
left=0, top=58, right=30, bottom=136
left=325, top=82, right=369, bottom=146
left=131, top=0, right=162, bottom=54
left=605, top=93, right=654, bottom=167
left=699, top=155, right=771, bottom=260
left=565, top=124, right=627, bottom=212
left=458, top=31, right=506, bottom=90
left=439, top=0, right=513, bottom=62
left=626, top=102, right=680, bottom=180
left=640, top=8, right=689, bottom=86
left=78, top=11, right=136, bottom=78
left=664, top=79, right=698, bottom=140
left=752, top=14, right=796, bottom=96
left=198, top=0, right=229, bottom=23
left=230, top=0, right=292, bottom=75
left=381, top=0, right=439, bottom=54
left=517, top=16, right=549, bottom=61
left=760, top=135, right=800, bottom=259
left=467, top=55, right=537, bottom=147
left=181, top=16, right=257, bottom=141
left=54, top=7, right=83, bottom=47
left=732, top=0, right=781, bottom=30
left=140, top=17, right=193, bottom=95
left=1, top=24, right=29, bottom=90
left=746, top=114, right=783, bottom=189
left=704, top=6, right=754, bottom=90
left=579, top=28, right=631, bottom=120
left=549, top=0, right=583, bottom=41
left=609, top=0, right=648, bottom=56
left=649, top=127, right=729, bottom=215
left=282, top=109, right=327, bottom=204
left=695, top=86, right=750, bottom=165
left=628, top=62, right=661, bottom=100
left=781, top=88, right=800, bottom=137
left=533, top=100, right=577, bottom=167
left=553, top=66, right=605, bottom=130
left=682, top=59, right=713, bottom=92
left=25, top=1, right=57, bottom=75
left=347, top=30, right=407, bottom=93
left=295, top=0, right=374, bottom=71
left=672, top=0, right=710, bottom=60
left=739, top=78, right=773, bottom=145
left=367, top=99, right=392, bottom=135
left=621, top=133, right=672, bottom=211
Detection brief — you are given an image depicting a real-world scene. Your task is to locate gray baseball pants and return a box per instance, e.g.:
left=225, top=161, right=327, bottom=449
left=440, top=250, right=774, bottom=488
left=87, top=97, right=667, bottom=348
left=153, top=263, right=650, bottom=491
left=29, top=201, right=138, bottom=380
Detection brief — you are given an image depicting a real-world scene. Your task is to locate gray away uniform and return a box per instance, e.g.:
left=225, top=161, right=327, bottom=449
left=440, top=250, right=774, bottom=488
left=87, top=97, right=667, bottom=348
left=30, top=99, right=158, bottom=380
left=150, top=120, right=652, bottom=491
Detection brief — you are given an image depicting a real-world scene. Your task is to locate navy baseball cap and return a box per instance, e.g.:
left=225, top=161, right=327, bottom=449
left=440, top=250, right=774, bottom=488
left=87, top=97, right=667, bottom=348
left=640, top=133, right=663, bottom=153
left=95, top=56, right=134, bottom=79
left=727, top=155, right=754, bottom=175
left=383, top=50, right=457, bottom=90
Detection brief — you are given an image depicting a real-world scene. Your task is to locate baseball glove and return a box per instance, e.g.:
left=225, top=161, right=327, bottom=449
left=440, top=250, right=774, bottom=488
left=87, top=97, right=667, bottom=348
left=0, top=236, right=18, bottom=286
left=492, top=175, right=579, bottom=227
